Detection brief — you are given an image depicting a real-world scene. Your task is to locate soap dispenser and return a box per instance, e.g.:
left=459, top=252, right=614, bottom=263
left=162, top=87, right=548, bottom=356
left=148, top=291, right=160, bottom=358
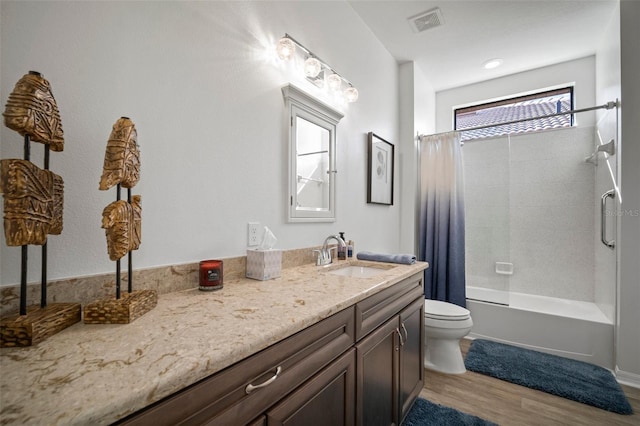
left=338, top=232, right=346, bottom=260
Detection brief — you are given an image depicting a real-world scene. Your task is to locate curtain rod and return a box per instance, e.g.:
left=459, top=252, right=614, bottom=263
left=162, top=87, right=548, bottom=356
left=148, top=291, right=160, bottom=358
left=418, top=100, right=619, bottom=139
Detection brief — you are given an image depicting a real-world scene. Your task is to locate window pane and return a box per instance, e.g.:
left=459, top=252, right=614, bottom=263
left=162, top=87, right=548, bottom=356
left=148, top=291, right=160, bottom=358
left=455, top=87, right=573, bottom=141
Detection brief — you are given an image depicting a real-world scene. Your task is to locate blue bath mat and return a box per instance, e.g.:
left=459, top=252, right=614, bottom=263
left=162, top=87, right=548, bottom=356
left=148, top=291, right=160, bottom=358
left=402, top=397, right=496, bottom=426
left=465, top=339, right=633, bottom=414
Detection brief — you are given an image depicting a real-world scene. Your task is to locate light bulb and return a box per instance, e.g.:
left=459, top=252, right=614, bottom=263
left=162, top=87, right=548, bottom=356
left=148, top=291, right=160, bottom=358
left=304, top=57, right=322, bottom=78
left=482, top=58, right=503, bottom=69
left=327, top=73, right=342, bottom=91
left=344, top=87, right=359, bottom=102
left=276, top=37, right=295, bottom=60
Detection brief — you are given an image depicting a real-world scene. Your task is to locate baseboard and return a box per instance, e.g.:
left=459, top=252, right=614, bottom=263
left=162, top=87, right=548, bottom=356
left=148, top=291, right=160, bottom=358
left=615, top=367, right=640, bottom=389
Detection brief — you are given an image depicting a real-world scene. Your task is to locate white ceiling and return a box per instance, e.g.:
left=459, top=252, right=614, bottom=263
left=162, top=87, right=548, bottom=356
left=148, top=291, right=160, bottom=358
left=349, top=0, right=618, bottom=92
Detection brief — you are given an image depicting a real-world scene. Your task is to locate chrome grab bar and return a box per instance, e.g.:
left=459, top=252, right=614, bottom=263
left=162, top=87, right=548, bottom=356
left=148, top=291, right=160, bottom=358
left=601, top=189, right=616, bottom=250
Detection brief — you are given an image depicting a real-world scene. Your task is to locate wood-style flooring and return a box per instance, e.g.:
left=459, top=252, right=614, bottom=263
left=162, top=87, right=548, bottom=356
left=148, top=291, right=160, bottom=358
left=419, top=339, right=640, bottom=425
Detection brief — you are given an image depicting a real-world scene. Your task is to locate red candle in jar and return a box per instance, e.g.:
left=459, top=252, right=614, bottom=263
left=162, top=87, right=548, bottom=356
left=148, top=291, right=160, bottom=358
left=199, top=260, right=223, bottom=291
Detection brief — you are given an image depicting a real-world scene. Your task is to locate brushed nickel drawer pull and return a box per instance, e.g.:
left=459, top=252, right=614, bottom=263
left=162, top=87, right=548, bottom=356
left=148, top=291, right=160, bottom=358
left=245, top=366, right=282, bottom=395
left=396, top=327, right=404, bottom=346
left=401, top=323, right=408, bottom=343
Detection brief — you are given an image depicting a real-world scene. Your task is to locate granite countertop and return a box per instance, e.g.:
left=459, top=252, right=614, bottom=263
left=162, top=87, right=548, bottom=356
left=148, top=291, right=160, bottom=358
left=0, top=259, right=428, bottom=425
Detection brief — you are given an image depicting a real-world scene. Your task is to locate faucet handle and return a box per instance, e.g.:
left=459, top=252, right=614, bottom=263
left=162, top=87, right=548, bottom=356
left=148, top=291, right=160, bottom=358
left=312, top=249, right=322, bottom=266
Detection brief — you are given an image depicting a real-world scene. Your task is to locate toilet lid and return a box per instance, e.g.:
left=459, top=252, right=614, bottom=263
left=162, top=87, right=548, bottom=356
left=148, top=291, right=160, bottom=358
left=424, top=299, right=470, bottom=320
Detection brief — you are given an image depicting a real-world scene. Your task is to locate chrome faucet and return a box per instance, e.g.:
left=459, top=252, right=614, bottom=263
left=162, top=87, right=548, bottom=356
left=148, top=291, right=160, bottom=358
left=314, top=235, right=347, bottom=266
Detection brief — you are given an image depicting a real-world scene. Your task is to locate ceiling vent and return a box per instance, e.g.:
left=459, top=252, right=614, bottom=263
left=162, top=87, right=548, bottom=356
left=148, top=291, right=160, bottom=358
left=408, top=7, right=444, bottom=33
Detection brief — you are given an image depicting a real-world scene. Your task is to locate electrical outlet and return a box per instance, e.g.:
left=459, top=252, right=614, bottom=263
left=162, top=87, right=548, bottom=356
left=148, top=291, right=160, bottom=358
left=248, top=222, right=260, bottom=246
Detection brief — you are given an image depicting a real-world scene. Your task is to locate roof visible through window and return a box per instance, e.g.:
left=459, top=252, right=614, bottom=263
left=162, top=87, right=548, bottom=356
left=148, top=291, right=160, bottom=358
left=454, top=87, right=573, bottom=141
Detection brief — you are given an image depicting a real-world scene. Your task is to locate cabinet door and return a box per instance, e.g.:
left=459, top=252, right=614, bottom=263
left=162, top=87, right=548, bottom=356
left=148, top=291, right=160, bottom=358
left=356, top=317, right=400, bottom=426
left=398, top=298, right=424, bottom=422
left=266, top=349, right=356, bottom=426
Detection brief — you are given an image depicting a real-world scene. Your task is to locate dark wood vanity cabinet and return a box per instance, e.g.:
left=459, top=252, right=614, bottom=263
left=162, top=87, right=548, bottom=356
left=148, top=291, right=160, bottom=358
left=355, top=275, right=425, bottom=426
left=116, top=273, right=424, bottom=426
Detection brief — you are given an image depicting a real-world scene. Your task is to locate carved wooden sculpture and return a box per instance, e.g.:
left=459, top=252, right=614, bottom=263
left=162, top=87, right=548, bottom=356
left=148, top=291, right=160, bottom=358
left=101, top=196, right=141, bottom=261
left=0, top=159, right=64, bottom=246
left=2, top=71, right=64, bottom=151
left=131, top=195, right=142, bottom=251
left=0, top=72, right=80, bottom=345
left=99, top=117, right=140, bottom=190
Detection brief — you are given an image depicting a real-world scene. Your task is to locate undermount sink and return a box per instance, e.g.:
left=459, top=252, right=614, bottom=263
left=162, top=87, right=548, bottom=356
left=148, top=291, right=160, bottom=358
left=325, top=265, right=386, bottom=278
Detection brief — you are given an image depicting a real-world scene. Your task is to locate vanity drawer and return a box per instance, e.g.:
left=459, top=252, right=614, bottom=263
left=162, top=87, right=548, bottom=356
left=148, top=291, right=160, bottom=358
left=117, top=306, right=355, bottom=426
left=355, top=273, right=424, bottom=340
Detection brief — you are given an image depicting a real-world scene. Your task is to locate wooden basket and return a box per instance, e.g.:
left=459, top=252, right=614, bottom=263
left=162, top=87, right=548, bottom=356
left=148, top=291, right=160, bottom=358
left=1, top=303, right=81, bottom=347
left=83, top=289, right=157, bottom=324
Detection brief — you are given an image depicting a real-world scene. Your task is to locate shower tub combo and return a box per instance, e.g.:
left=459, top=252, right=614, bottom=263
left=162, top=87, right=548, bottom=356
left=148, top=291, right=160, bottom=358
left=466, top=286, right=614, bottom=369
left=459, top=121, right=619, bottom=372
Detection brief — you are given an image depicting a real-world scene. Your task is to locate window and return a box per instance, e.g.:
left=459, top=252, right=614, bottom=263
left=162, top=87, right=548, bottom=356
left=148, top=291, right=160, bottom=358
left=454, top=87, right=573, bottom=141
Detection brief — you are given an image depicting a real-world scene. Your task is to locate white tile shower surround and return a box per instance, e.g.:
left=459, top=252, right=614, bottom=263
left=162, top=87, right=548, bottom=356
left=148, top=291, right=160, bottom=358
left=464, top=126, right=597, bottom=302
left=464, top=136, right=510, bottom=293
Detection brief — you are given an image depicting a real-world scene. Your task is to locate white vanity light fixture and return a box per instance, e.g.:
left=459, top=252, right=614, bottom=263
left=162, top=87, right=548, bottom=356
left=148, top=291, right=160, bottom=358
left=275, top=34, right=359, bottom=103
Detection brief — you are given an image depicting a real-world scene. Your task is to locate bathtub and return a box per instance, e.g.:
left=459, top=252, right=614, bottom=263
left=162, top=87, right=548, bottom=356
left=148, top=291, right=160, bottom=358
left=466, top=286, right=614, bottom=369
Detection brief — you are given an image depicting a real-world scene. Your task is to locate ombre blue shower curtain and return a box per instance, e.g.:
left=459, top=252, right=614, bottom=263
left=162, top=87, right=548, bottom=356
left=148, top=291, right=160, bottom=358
left=418, top=131, right=466, bottom=307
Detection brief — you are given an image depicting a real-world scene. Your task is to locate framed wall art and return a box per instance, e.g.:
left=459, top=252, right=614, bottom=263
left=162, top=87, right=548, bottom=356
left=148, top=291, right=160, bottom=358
left=367, top=132, right=394, bottom=205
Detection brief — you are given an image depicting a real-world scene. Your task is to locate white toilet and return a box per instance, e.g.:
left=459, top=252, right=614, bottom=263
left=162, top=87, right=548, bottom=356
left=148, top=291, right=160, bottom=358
left=423, top=299, right=473, bottom=374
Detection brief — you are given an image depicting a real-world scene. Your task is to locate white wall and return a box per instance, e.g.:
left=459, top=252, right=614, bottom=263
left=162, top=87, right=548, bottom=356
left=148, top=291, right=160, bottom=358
left=398, top=62, right=435, bottom=254
left=0, top=1, right=400, bottom=285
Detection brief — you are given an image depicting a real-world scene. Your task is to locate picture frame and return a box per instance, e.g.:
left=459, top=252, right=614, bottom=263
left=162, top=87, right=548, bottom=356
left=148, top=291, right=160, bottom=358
left=367, top=132, right=394, bottom=205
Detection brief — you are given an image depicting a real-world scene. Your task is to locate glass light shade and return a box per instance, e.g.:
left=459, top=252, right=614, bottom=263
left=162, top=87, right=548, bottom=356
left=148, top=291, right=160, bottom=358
left=344, top=87, right=359, bottom=102
left=304, top=57, right=322, bottom=78
left=327, top=73, right=342, bottom=91
left=276, top=37, right=295, bottom=60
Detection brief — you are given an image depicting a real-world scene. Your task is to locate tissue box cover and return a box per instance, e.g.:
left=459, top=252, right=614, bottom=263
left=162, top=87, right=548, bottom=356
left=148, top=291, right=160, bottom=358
left=246, top=249, right=282, bottom=281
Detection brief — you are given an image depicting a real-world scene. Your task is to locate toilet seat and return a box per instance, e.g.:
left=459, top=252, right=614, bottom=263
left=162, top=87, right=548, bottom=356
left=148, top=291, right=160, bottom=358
left=424, top=299, right=470, bottom=321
